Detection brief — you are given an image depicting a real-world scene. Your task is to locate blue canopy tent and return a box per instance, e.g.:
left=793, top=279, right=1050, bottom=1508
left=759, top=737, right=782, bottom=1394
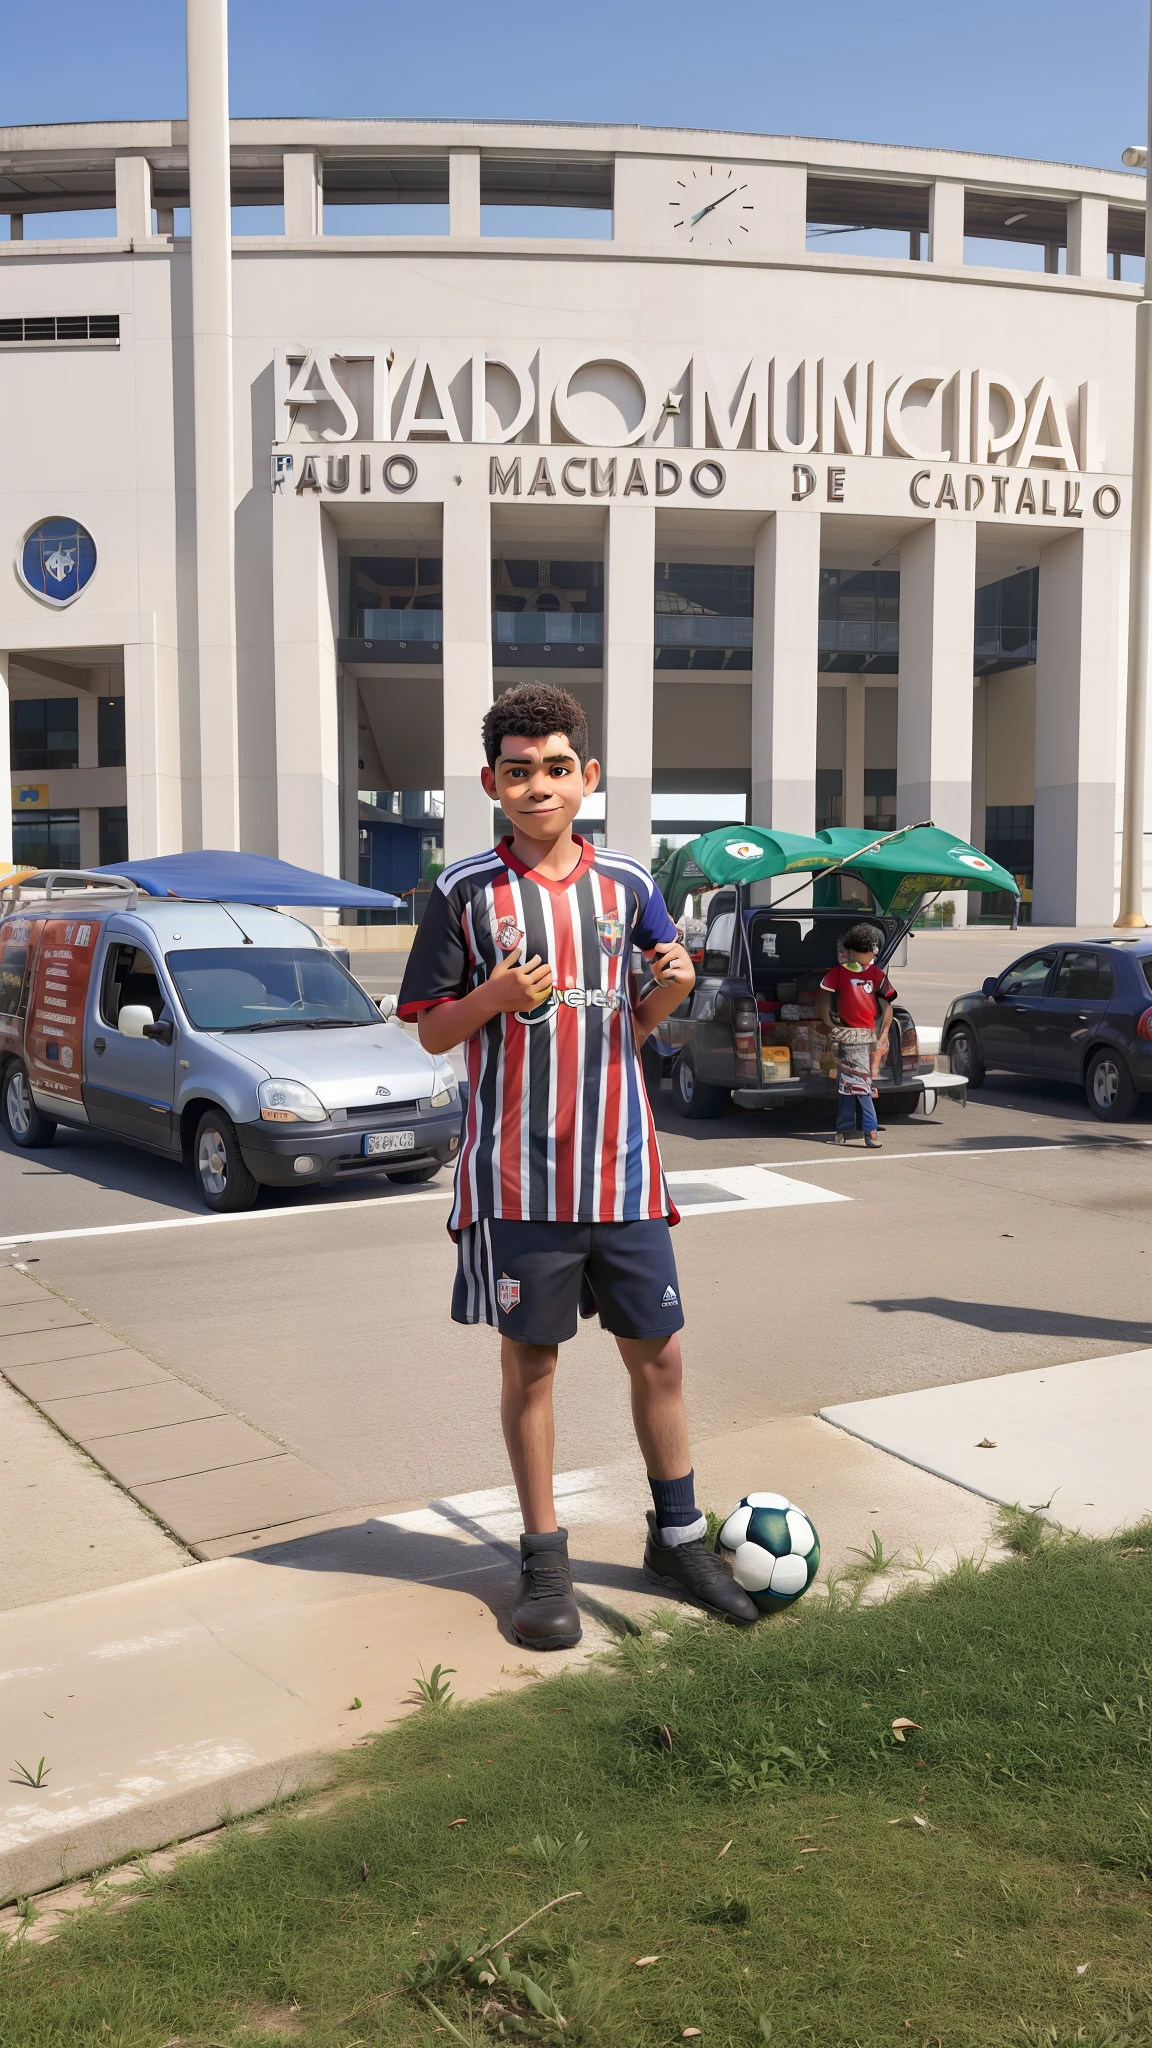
left=96, top=848, right=402, bottom=910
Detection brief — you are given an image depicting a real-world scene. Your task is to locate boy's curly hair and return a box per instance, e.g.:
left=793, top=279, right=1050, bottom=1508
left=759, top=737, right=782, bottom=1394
left=481, top=684, right=590, bottom=769
left=844, top=922, right=883, bottom=956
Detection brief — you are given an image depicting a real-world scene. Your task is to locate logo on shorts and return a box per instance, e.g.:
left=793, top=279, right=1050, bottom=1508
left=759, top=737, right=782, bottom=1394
left=661, top=1284, right=679, bottom=1307
left=496, top=1273, right=521, bottom=1313
left=595, top=915, right=626, bottom=959
left=496, top=920, right=523, bottom=952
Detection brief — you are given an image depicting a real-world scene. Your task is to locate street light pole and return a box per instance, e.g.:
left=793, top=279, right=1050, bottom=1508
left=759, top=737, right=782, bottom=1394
left=1117, top=8, right=1152, bottom=926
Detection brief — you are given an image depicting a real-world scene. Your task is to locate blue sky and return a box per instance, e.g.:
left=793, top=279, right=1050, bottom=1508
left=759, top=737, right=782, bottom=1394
left=2, top=0, right=1149, bottom=175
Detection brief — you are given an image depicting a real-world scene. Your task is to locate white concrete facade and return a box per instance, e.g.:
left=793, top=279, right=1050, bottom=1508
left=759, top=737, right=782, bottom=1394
left=0, top=116, right=1147, bottom=920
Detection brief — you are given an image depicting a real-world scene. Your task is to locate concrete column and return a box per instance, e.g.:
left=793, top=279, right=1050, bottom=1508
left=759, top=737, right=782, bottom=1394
left=340, top=674, right=361, bottom=882
left=284, top=149, right=322, bottom=237
left=186, top=0, right=240, bottom=849
left=603, top=500, right=656, bottom=863
left=8, top=216, right=23, bottom=241
left=928, top=180, right=965, bottom=266
left=79, top=810, right=100, bottom=868
left=124, top=622, right=183, bottom=857
left=844, top=675, right=866, bottom=827
left=1067, top=196, right=1109, bottom=280
left=971, top=677, right=988, bottom=847
left=441, top=482, right=494, bottom=865
left=750, top=509, right=821, bottom=836
left=115, top=156, right=153, bottom=242
left=897, top=520, right=976, bottom=840
left=1032, top=526, right=1121, bottom=925
left=272, top=493, right=341, bottom=875
left=449, top=150, right=481, bottom=237
left=76, top=692, right=98, bottom=770
left=0, top=654, right=10, bottom=865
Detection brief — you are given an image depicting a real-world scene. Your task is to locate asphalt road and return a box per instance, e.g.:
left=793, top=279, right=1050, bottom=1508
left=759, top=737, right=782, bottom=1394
left=4, top=921, right=1143, bottom=1523
left=5, top=1068, right=1148, bottom=1514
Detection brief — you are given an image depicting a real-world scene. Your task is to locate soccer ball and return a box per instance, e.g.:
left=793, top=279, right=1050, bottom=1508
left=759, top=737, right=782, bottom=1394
left=718, top=1493, right=820, bottom=1612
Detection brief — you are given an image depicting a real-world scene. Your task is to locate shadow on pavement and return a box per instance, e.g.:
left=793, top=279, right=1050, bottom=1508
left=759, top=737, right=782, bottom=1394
left=0, top=1123, right=206, bottom=1215
left=968, top=1076, right=1150, bottom=1125
left=237, top=1514, right=651, bottom=1629
left=861, top=1295, right=1152, bottom=1346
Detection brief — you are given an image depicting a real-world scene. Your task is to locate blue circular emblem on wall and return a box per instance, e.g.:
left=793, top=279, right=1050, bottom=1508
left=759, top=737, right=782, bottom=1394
left=18, top=517, right=97, bottom=607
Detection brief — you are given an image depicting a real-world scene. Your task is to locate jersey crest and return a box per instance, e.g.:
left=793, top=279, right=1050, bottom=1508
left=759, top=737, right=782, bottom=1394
left=495, top=919, right=523, bottom=952
left=595, top=914, right=626, bottom=958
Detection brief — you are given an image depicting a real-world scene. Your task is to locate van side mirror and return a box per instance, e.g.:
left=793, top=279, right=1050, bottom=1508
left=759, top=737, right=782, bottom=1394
left=981, top=977, right=999, bottom=997
left=118, top=1004, right=154, bottom=1038
left=376, top=994, right=397, bottom=1020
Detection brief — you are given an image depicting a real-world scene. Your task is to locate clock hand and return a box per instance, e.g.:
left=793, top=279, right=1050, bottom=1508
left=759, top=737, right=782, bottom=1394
left=689, top=182, right=748, bottom=226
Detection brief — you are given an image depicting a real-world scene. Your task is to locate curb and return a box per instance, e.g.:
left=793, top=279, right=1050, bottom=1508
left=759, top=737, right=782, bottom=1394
left=1, top=1750, right=335, bottom=1907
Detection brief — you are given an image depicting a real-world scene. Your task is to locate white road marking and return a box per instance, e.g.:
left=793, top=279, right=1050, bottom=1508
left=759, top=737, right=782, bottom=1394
left=755, top=1143, right=1075, bottom=1168
left=667, top=1165, right=849, bottom=1214
left=0, top=1145, right=1084, bottom=1250
left=0, top=1186, right=452, bottom=1249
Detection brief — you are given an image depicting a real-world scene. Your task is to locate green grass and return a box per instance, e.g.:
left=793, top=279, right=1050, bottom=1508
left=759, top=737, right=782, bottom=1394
left=3, top=1522, right=1152, bottom=2047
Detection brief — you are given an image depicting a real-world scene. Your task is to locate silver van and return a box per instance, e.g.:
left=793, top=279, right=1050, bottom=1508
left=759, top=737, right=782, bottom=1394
left=0, top=872, right=461, bottom=1211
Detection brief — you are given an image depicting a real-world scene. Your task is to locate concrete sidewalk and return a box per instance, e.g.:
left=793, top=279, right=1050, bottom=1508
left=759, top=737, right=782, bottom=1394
left=0, top=1410, right=997, bottom=1905
left=823, top=1348, right=1152, bottom=1536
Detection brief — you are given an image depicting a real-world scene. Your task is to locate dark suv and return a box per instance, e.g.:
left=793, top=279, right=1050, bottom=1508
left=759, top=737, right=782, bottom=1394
left=942, top=940, right=1152, bottom=1120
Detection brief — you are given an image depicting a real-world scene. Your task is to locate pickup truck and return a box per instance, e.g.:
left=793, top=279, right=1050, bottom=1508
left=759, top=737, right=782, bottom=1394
left=645, top=893, right=964, bottom=1120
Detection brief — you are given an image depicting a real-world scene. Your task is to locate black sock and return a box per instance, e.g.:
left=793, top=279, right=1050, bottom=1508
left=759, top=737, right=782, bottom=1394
left=649, top=1470, right=706, bottom=1546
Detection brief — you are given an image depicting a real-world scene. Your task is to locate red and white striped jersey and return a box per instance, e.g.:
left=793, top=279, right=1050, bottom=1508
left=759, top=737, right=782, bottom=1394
left=398, top=836, right=679, bottom=1227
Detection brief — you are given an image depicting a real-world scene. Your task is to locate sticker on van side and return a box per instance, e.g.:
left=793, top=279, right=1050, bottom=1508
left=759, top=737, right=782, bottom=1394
left=27, top=918, right=97, bottom=1104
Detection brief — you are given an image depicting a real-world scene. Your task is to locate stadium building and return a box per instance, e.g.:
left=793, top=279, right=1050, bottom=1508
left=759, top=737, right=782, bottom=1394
left=0, top=77, right=1147, bottom=923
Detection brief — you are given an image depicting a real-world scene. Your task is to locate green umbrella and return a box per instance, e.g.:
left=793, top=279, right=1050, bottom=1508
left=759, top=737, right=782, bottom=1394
left=812, top=826, right=1020, bottom=914
left=653, top=825, right=838, bottom=919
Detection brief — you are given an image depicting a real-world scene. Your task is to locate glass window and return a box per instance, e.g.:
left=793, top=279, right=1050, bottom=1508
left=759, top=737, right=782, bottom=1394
left=101, top=943, right=163, bottom=1028
left=703, top=912, right=735, bottom=975
left=0, top=936, right=30, bottom=1018
left=98, top=805, right=128, bottom=864
left=1053, top=950, right=1113, bottom=1001
left=97, top=697, right=126, bottom=768
left=166, top=947, right=379, bottom=1031
left=999, top=952, right=1055, bottom=997
left=12, top=809, right=80, bottom=870
left=10, top=698, right=79, bottom=771
left=347, top=555, right=445, bottom=638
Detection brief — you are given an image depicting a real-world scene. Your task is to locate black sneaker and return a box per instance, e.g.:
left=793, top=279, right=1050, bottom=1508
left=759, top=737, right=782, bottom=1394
left=510, top=1528, right=583, bottom=1650
left=642, top=1512, right=760, bottom=1626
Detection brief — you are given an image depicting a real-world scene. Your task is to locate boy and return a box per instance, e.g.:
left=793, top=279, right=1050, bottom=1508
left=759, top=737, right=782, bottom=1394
left=816, top=923, right=896, bottom=1150
left=398, top=682, right=759, bottom=1647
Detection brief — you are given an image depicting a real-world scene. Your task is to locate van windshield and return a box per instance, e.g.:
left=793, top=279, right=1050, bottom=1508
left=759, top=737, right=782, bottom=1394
left=165, top=948, right=378, bottom=1031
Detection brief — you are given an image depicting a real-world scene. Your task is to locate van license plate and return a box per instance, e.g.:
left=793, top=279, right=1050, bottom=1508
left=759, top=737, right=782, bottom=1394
left=363, top=1130, right=415, bottom=1156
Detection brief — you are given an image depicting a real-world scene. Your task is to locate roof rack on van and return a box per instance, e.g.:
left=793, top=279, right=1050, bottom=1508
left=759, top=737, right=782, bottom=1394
left=1, top=868, right=139, bottom=911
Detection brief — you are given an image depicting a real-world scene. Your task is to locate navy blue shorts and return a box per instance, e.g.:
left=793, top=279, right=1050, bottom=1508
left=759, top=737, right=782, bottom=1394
left=453, top=1218, right=685, bottom=1347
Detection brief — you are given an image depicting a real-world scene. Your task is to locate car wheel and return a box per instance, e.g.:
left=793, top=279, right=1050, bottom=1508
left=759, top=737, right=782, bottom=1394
left=945, top=1023, right=985, bottom=1087
left=1085, top=1048, right=1139, bottom=1122
left=194, top=1109, right=260, bottom=1212
left=672, top=1052, right=725, bottom=1120
left=386, top=1162, right=442, bottom=1184
left=2, top=1061, right=57, bottom=1149
left=883, top=1091, right=921, bottom=1118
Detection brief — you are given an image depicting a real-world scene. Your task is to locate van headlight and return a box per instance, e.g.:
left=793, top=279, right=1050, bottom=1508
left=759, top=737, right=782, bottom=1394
left=258, top=1078, right=328, bottom=1123
left=430, top=1061, right=458, bottom=1110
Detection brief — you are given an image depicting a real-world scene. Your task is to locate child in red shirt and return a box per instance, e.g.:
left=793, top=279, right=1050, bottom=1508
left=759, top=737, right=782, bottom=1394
left=816, top=923, right=896, bottom=1148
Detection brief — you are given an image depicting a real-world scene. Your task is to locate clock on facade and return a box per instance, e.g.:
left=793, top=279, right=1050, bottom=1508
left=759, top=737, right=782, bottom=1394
left=669, top=165, right=754, bottom=245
